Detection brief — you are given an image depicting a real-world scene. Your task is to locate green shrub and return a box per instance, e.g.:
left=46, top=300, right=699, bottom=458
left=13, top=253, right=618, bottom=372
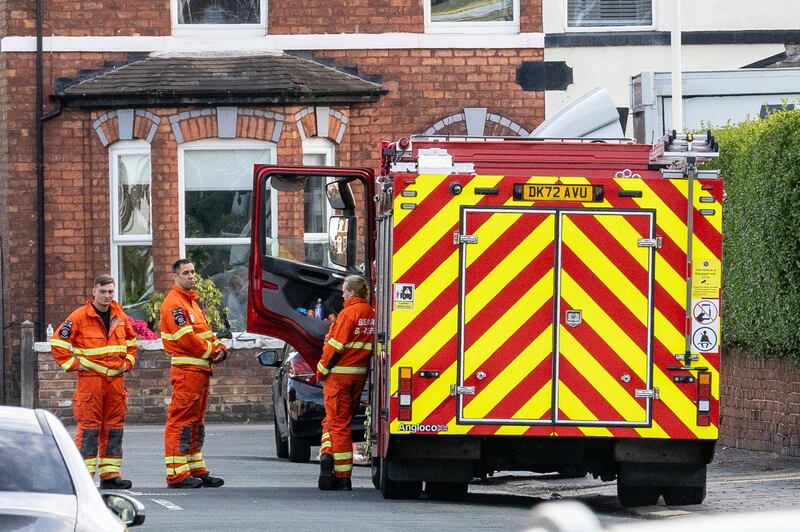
left=706, top=108, right=800, bottom=362
left=141, top=275, right=227, bottom=332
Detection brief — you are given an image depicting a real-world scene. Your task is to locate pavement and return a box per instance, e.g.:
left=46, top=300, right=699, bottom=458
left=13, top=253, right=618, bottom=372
left=475, top=444, right=800, bottom=520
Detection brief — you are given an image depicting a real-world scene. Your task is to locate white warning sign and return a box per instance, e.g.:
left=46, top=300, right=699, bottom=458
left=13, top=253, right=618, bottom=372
left=690, top=298, right=719, bottom=353
left=393, top=283, right=415, bottom=310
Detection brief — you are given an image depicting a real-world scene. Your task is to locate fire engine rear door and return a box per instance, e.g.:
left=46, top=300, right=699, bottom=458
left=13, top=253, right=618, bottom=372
left=458, top=207, right=557, bottom=425
left=554, top=210, right=654, bottom=426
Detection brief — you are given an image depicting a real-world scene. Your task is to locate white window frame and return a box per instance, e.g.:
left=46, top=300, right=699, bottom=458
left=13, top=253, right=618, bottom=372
left=109, top=140, right=153, bottom=305
left=178, top=138, right=277, bottom=260
left=302, top=137, right=336, bottom=258
left=564, top=0, right=655, bottom=32
left=424, top=0, right=520, bottom=34
left=171, top=0, right=268, bottom=38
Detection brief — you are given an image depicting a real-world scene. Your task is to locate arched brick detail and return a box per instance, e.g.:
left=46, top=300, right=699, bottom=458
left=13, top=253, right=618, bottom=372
left=423, top=107, right=530, bottom=137
left=92, top=109, right=161, bottom=146
left=169, top=107, right=286, bottom=144
left=294, top=106, right=349, bottom=144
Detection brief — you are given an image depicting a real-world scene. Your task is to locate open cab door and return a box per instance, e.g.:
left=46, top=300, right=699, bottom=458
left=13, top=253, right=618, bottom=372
left=247, top=165, right=374, bottom=365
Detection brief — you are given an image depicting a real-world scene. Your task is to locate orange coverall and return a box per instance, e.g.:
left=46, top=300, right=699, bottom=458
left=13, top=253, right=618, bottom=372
left=50, top=300, right=137, bottom=480
left=160, top=285, right=227, bottom=486
left=316, top=297, right=375, bottom=479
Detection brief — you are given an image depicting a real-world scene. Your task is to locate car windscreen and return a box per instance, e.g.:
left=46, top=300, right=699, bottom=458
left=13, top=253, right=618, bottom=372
left=0, top=429, right=74, bottom=494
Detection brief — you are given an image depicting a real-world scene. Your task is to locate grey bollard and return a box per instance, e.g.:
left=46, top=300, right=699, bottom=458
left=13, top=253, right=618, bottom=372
left=20, top=321, right=36, bottom=409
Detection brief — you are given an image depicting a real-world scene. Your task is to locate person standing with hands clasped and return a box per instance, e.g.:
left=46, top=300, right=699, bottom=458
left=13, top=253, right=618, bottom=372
left=161, top=259, right=228, bottom=489
left=316, top=275, right=375, bottom=491
left=50, top=274, right=137, bottom=489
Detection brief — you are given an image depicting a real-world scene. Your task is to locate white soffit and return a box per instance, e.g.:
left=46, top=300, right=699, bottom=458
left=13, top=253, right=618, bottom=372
left=1, top=33, right=544, bottom=53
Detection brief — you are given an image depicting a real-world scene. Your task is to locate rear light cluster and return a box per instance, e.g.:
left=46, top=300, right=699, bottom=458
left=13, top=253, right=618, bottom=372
left=697, top=371, right=711, bottom=426
left=288, top=355, right=317, bottom=385
left=398, top=367, right=412, bottom=421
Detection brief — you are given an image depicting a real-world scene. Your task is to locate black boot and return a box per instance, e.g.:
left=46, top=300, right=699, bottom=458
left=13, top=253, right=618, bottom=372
left=198, top=474, right=224, bottom=487
left=168, top=476, right=203, bottom=489
left=99, top=477, right=132, bottom=490
left=318, top=454, right=335, bottom=490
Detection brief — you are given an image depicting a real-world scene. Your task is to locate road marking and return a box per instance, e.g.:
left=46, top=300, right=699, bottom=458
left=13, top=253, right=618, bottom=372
left=149, top=499, right=184, bottom=511
left=710, top=473, right=800, bottom=484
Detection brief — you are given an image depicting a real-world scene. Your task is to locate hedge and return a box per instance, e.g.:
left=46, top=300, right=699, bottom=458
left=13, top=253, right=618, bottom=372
left=705, top=109, right=800, bottom=362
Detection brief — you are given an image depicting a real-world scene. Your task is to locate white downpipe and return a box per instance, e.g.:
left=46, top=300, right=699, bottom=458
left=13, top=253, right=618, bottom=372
left=671, top=0, right=683, bottom=133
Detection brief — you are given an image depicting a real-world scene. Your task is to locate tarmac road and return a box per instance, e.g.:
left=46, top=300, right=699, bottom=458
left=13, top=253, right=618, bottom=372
left=107, top=424, right=800, bottom=531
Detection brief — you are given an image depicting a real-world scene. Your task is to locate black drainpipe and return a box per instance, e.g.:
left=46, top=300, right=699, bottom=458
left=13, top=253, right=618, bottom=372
left=36, top=0, right=63, bottom=341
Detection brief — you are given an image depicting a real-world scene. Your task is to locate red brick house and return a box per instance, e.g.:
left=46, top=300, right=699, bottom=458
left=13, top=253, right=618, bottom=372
left=0, top=1, right=546, bottom=404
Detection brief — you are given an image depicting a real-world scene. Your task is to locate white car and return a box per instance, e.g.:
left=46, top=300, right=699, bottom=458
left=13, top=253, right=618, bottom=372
left=0, top=405, right=145, bottom=531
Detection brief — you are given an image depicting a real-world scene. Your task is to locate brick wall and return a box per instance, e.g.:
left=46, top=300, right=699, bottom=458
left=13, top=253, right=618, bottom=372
left=37, top=342, right=278, bottom=424
left=8, top=1, right=542, bottom=37
left=720, top=347, right=800, bottom=457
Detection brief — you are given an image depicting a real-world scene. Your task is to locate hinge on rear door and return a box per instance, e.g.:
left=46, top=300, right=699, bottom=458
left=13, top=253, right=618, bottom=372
left=635, top=388, right=660, bottom=400
left=637, top=237, right=663, bottom=249
left=450, top=385, right=476, bottom=396
left=453, top=233, right=478, bottom=245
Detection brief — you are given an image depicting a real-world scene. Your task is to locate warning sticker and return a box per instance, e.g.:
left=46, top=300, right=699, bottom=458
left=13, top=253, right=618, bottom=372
left=692, top=327, right=718, bottom=353
left=692, top=258, right=721, bottom=298
left=393, top=283, right=415, bottom=310
left=690, top=298, right=720, bottom=353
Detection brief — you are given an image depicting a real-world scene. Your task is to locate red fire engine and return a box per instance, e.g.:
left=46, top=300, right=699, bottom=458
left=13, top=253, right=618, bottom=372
left=248, top=132, right=722, bottom=506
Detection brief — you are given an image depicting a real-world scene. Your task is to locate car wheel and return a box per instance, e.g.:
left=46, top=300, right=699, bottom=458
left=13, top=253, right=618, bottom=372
left=371, top=456, right=381, bottom=490
left=379, top=456, right=421, bottom=500
left=425, top=481, right=468, bottom=501
left=274, top=416, right=288, bottom=459
left=662, top=485, right=707, bottom=506
left=286, top=415, right=311, bottom=463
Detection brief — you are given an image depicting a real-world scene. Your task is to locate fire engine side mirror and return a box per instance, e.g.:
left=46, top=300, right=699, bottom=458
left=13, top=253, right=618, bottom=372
left=328, top=215, right=357, bottom=269
left=326, top=180, right=355, bottom=211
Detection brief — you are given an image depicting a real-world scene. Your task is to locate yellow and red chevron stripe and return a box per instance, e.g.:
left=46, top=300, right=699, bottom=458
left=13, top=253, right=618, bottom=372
left=388, top=173, right=722, bottom=441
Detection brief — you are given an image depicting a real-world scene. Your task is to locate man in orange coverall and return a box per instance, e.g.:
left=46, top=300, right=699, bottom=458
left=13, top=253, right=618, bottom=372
left=160, top=259, right=228, bottom=489
left=316, top=275, right=375, bottom=491
left=50, top=274, right=137, bottom=489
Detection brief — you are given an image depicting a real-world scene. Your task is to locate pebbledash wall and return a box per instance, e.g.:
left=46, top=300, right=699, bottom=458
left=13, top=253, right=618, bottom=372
left=35, top=336, right=283, bottom=424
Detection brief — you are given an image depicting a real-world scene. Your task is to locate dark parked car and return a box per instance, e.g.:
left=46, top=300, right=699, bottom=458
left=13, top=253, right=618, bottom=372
left=258, top=343, right=368, bottom=462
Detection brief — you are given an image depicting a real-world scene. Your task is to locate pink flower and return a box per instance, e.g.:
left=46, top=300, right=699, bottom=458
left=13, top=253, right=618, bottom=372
left=129, top=318, right=158, bottom=340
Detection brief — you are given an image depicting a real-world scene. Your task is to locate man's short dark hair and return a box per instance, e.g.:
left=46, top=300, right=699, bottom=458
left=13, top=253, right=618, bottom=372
left=94, top=274, right=115, bottom=287
left=172, top=259, right=193, bottom=273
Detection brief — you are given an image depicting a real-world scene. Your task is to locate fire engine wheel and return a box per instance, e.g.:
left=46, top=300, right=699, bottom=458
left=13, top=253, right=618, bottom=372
left=274, top=417, right=288, bottom=459
left=425, top=481, right=469, bottom=501
left=662, top=485, right=707, bottom=506
left=617, top=484, right=660, bottom=507
left=379, top=458, right=422, bottom=500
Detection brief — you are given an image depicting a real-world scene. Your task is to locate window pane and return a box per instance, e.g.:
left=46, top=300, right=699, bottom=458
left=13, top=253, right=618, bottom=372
left=186, top=245, right=250, bottom=330
left=118, top=246, right=153, bottom=307
left=303, top=179, right=326, bottom=234
left=118, top=153, right=151, bottom=236
left=431, top=0, right=514, bottom=23
left=178, top=0, right=260, bottom=24
left=568, top=0, right=652, bottom=27
left=184, top=148, right=269, bottom=238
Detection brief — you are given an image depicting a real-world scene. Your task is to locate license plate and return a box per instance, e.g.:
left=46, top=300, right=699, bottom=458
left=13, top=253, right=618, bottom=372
left=513, top=184, right=603, bottom=202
